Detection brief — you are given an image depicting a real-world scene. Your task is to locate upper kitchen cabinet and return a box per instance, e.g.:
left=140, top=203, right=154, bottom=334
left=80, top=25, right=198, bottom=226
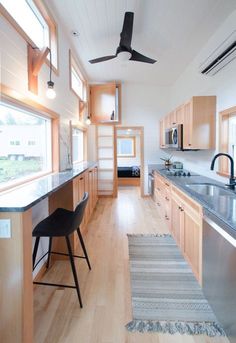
left=159, top=119, right=165, bottom=148
left=89, top=83, right=121, bottom=124
left=182, top=96, right=216, bottom=150
left=159, top=96, right=216, bottom=150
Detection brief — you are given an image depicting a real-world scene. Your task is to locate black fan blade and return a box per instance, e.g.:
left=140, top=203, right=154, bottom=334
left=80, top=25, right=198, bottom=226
left=89, top=55, right=117, bottom=64
left=130, top=50, right=156, bottom=64
left=119, top=12, right=134, bottom=49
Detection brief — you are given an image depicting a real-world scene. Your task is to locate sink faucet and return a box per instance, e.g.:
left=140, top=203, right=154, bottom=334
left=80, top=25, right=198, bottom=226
left=210, top=153, right=236, bottom=190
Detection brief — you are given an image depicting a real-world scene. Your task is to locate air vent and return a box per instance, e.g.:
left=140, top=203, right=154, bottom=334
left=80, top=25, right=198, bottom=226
left=200, top=31, right=236, bottom=76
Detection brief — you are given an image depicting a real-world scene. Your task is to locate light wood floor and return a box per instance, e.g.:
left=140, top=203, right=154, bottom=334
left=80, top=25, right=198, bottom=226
left=34, top=187, right=229, bottom=343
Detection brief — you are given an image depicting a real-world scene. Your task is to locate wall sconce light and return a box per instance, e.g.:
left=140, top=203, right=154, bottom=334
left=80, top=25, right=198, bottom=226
left=86, top=116, right=91, bottom=125
left=46, top=49, right=56, bottom=99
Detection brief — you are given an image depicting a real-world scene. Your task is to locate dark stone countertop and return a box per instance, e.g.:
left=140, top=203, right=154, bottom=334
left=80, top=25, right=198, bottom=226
left=0, top=161, right=97, bottom=212
left=153, top=165, right=236, bottom=238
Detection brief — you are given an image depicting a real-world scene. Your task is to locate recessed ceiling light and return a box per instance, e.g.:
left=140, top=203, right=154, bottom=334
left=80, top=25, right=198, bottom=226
left=72, top=31, right=79, bottom=37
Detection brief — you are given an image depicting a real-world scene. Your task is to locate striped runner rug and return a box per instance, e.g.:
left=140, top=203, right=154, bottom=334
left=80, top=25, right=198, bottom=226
left=126, top=234, right=225, bottom=336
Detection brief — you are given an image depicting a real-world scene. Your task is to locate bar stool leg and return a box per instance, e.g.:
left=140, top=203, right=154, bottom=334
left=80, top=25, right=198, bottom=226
left=33, top=237, right=40, bottom=270
left=77, top=228, right=91, bottom=270
left=46, top=237, right=53, bottom=269
left=65, top=235, right=83, bottom=308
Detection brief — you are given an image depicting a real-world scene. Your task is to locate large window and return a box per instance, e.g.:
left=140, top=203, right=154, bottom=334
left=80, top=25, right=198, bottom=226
left=72, top=128, right=84, bottom=163
left=0, top=102, right=52, bottom=189
left=117, top=137, right=136, bottom=157
left=0, top=0, right=58, bottom=69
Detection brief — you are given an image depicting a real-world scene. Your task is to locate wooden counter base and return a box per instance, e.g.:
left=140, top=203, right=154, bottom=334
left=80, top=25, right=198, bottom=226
left=0, top=165, right=98, bottom=342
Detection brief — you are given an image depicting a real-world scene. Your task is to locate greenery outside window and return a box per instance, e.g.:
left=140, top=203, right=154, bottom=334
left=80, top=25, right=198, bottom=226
left=0, top=101, right=52, bottom=189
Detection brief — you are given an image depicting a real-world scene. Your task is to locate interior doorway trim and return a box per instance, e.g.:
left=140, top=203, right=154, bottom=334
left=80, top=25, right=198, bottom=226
left=114, top=126, right=144, bottom=197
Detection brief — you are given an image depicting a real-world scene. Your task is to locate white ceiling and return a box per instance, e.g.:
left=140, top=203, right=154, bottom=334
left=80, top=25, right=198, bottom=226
left=49, top=0, right=236, bottom=86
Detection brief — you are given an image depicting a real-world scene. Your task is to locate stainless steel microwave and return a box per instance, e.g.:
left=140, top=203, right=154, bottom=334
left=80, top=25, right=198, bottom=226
left=165, top=124, right=183, bottom=150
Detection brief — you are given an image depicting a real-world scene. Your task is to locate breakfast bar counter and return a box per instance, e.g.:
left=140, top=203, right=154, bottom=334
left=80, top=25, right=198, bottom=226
left=0, top=162, right=98, bottom=343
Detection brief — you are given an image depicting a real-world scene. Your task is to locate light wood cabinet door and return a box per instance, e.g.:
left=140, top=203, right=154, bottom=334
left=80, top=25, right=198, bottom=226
left=90, top=83, right=119, bottom=124
left=160, top=96, right=216, bottom=150
left=159, top=119, right=165, bottom=148
left=176, top=105, right=184, bottom=125
left=171, top=196, right=182, bottom=245
left=183, top=208, right=202, bottom=283
left=170, top=110, right=177, bottom=126
left=183, top=101, right=193, bottom=149
left=93, top=166, right=98, bottom=206
left=164, top=113, right=171, bottom=129
left=88, top=169, right=94, bottom=216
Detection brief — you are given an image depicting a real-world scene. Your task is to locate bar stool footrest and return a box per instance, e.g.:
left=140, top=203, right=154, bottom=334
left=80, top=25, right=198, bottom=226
left=33, top=281, right=77, bottom=289
left=51, top=251, right=86, bottom=259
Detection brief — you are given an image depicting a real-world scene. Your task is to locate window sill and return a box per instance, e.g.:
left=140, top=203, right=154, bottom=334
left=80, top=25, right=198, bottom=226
left=0, top=171, right=52, bottom=194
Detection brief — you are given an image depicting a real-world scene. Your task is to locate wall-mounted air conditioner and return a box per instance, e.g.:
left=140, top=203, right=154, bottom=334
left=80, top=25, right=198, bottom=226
left=200, top=30, right=236, bottom=76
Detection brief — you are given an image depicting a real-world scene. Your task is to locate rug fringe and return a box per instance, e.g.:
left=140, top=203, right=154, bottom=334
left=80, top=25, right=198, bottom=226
left=127, top=233, right=172, bottom=237
left=125, top=320, right=225, bottom=337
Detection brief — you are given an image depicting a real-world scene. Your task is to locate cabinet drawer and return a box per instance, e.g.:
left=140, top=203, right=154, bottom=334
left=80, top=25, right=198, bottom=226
left=172, top=185, right=202, bottom=218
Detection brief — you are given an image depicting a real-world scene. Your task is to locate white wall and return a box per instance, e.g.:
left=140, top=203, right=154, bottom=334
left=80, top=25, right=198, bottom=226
left=117, top=134, right=141, bottom=167
left=120, top=82, right=169, bottom=192
left=165, top=10, right=236, bottom=182
left=0, top=7, right=88, bottom=273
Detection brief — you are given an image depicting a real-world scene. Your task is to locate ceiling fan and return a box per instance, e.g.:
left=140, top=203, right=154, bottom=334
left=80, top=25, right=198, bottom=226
left=89, top=12, right=156, bottom=64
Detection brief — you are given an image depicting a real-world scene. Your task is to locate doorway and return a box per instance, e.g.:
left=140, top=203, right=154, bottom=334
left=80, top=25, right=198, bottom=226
left=114, top=126, right=144, bottom=197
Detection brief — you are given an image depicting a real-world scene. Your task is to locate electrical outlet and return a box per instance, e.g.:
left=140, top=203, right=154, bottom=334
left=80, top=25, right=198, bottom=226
left=0, top=219, right=11, bottom=238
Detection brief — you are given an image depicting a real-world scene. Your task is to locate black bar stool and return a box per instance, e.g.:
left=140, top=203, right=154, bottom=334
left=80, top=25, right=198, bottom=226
left=32, top=192, right=91, bottom=308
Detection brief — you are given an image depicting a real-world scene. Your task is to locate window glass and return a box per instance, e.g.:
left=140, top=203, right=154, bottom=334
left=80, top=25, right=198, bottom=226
left=1, top=0, right=58, bottom=69
left=117, top=137, right=135, bottom=157
left=1, top=0, right=49, bottom=49
left=0, top=102, right=52, bottom=189
left=71, top=67, right=84, bottom=100
left=72, top=128, right=84, bottom=163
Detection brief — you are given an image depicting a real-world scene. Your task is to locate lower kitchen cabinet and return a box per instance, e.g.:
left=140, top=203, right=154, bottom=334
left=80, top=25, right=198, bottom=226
left=154, top=172, right=171, bottom=229
left=171, top=185, right=203, bottom=284
left=183, top=208, right=202, bottom=282
left=154, top=172, right=203, bottom=284
left=72, top=165, right=98, bottom=252
left=171, top=195, right=182, bottom=246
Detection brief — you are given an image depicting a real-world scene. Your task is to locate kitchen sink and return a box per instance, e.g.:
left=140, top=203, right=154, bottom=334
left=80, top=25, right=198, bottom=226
left=185, top=183, right=234, bottom=197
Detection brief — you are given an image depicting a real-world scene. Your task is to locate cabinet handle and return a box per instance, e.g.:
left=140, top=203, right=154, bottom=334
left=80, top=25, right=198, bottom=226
left=89, top=171, right=92, bottom=173
left=157, top=202, right=161, bottom=206
left=165, top=196, right=169, bottom=201
left=178, top=206, right=184, bottom=211
left=172, top=122, right=176, bottom=125
left=188, top=143, right=192, bottom=146
left=157, top=187, right=161, bottom=191
left=165, top=215, right=169, bottom=220
left=165, top=183, right=170, bottom=187
left=80, top=177, right=84, bottom=180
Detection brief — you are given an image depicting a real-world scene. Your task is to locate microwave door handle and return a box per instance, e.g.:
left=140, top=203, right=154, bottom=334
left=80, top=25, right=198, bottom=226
left=171, top=129, right=175, bottom=144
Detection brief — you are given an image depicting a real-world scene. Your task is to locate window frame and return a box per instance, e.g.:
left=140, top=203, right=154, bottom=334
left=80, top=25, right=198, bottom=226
left=71, top=124, right=87, bottom=165
left=69, top=50, right=88, bottom=122
left=0, top=83, right=59, bottom=191
left=0, top=0, right=59, bottom=73
left=218, top=105, right=236, bottom=177
left=117, top=136, right=136, bottom=158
